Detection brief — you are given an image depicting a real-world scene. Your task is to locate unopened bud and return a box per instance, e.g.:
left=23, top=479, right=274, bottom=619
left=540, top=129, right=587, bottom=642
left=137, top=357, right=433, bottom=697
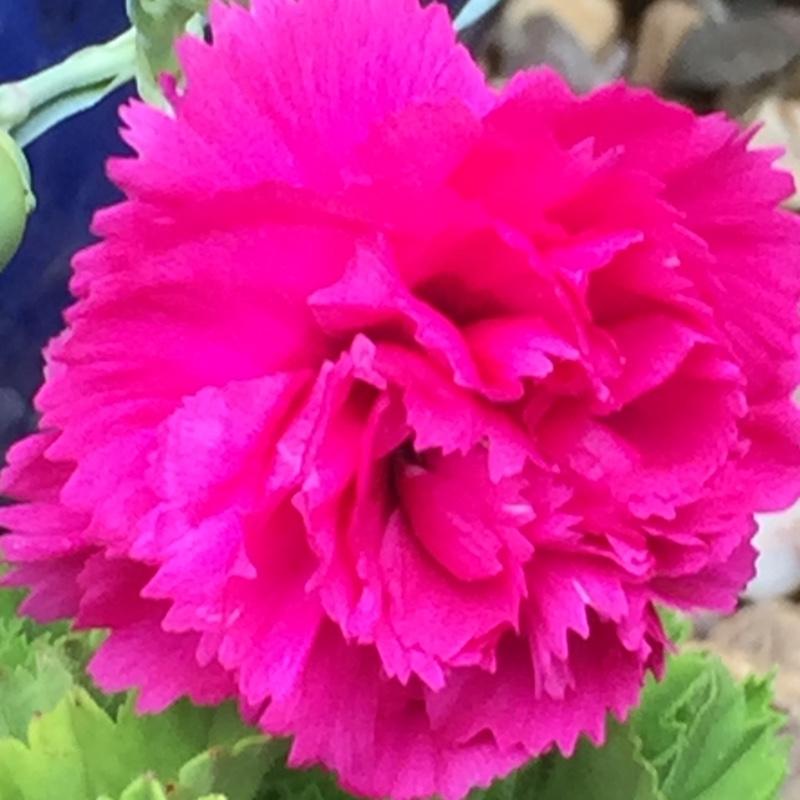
left=0, top=129, right=34, bottom=270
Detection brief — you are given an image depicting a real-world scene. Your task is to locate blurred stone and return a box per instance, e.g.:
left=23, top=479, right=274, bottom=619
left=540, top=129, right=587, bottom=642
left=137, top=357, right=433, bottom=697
left=724, top=0, right=783, bottom=18
left=619, top=0, right=659, bottom=29
left=693, top=603, right=800, bottom=760
left=746, top=95, right=800, bottom=209
left=786, top=739, right=800, bottom=800
left=457, top=0, right=505, bottom=60
left=629, top=0, right=706, bottom=88
left=748, top=499, right=800, bottom=599
left=500, top=0, right=621, bottom=57
left=697, top=0, right=731, bottom=20
left=705, top=601, right=800, bottom=679
left=598, top=40, right=633, bottom=83
left=716, top=82, right=774, bottom=118
left=495, top=13, right=600, bottom=91
left=491, top=0, right=628, bottom=90
left=690, top=611, right=724, bottom=639
left=665, top=12, right=800, bottom=95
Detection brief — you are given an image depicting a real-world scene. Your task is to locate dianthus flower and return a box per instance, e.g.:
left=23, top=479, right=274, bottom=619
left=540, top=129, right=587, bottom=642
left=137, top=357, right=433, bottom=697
left=3, top=0, right=800, bottom=797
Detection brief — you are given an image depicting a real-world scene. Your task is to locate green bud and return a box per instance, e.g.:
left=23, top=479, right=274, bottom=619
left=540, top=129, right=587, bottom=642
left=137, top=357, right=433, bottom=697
left=0, top=129, right=34, bottom=269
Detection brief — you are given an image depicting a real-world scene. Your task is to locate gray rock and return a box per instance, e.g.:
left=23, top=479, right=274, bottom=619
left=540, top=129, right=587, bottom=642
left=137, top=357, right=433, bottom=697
left=498, top=13, right=601, bottom=93
left=665, top=13, right=800, bottom=93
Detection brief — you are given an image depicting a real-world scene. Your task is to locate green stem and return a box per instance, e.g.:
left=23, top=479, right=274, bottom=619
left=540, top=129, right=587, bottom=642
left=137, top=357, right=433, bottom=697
left=0, top=28, right=136, bottom=144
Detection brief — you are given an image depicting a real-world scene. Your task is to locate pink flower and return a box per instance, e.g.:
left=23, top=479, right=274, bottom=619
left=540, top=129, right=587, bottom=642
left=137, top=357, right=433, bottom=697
left=3, top=0, right=800, bottom=796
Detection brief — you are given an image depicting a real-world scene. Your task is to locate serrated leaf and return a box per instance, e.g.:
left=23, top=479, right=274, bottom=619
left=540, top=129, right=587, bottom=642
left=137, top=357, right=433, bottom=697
left=0, top=581, right=276, bottom=799
left=253, top=720, right=663, bottom=800
left=0, top=586, right=70, bottom=653
left=471, top=721, right=664, bottom=800
left=251, top=638, right=790, bottom=800
left=0, top=645, right=74, bottom=739
left=254, top=760, right=348, bottom=800
left=470, top=643, right=789, bottom=800
left=0, top=687, right=120, bottom=800
left=0, top=579, right=789, bottom=800
left=100, top=775, right=226, bottom=800
left=107, top=774, right=170, bottom=800
left=0, top=676, right=271, bottom=800
left=658, top=606, right=693, bottom=644
left=632, top=650, right=790, bottom=800
left=0, top=587, right=87, bottom=739
left=99, top=732, right=280, bottom=800
left=169, top=737, right=279, bottom=800
left=112, top=696, right=253, bottom=780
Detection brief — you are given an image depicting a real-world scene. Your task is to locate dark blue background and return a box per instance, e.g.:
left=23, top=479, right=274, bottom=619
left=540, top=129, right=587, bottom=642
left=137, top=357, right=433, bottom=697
left=0, top=1, right=132, bottom=453
left=0, top=0, right=470, bottom=455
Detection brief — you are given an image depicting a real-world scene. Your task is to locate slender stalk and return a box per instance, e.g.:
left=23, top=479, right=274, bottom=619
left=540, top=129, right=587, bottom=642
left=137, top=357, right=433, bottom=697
left=0, top=28, right=136, bottom=135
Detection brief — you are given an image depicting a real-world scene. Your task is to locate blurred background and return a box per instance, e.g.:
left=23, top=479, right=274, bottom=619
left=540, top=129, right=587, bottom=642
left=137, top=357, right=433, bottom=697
left=4, top=0, right=800, bottom=795
left=0, top=0, right=132, bottom=453
left=429, top=7, right=800, bottom=793
left=8, top=0, right=800, bottom=452
left=8, top=0, right=800, bottom=458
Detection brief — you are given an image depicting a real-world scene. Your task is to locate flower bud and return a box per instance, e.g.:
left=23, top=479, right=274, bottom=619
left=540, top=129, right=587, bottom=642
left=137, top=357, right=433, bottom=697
left=0, top=129, right=35, bottom=269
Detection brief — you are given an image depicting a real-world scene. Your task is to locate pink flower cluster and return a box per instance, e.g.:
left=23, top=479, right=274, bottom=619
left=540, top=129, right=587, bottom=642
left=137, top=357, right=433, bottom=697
left=3, top=0, right=800, bottom=797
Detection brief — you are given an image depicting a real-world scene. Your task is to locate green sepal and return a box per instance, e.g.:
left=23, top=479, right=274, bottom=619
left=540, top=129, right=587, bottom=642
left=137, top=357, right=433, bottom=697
left=126, top=0, right=248, bottom=107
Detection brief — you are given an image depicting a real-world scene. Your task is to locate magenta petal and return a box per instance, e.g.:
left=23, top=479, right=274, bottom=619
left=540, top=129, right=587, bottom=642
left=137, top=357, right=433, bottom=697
left=398, top=448, right=533, bottom=581
left=1, top=0, right=799, bottom=797
left=90, top=617, right=235, bottom=712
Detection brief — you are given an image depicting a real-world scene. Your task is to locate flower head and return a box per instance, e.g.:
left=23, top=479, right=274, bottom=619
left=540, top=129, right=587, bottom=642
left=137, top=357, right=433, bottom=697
left=3, top=0, right=800, bottom=797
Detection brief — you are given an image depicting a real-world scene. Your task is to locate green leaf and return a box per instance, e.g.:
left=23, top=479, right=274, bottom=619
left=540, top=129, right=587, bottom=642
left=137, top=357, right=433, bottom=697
left=251, top=721, right=664, bottom=800
left=0, top=580, right=789, bottom=800
left=0, top=583, right=279, bottom=800
left=0, top=586, right=272, bottom=800
left=0, top=586, right=85, bottom=739
left=471, top=722, right=664, bottom=800
left=168, top=737, right=280, bottom=800
left=632, top=650, right=790, bottom=800
left=0, top=641, right=75, bottom=740
left=99, top=733, right=279, bottom=800
left=658, top=606, right=693, bottom=644
left=254, top=757, right=348, bottom=800
left=111, top=775, right=171, bottom=800
left=0, top=687, right=120, bottom=800
left=0, top=585, right=70, bottom=644
left=470, top=643, right=789, bottom=800
left=0, top=683, right=274, bottom=800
